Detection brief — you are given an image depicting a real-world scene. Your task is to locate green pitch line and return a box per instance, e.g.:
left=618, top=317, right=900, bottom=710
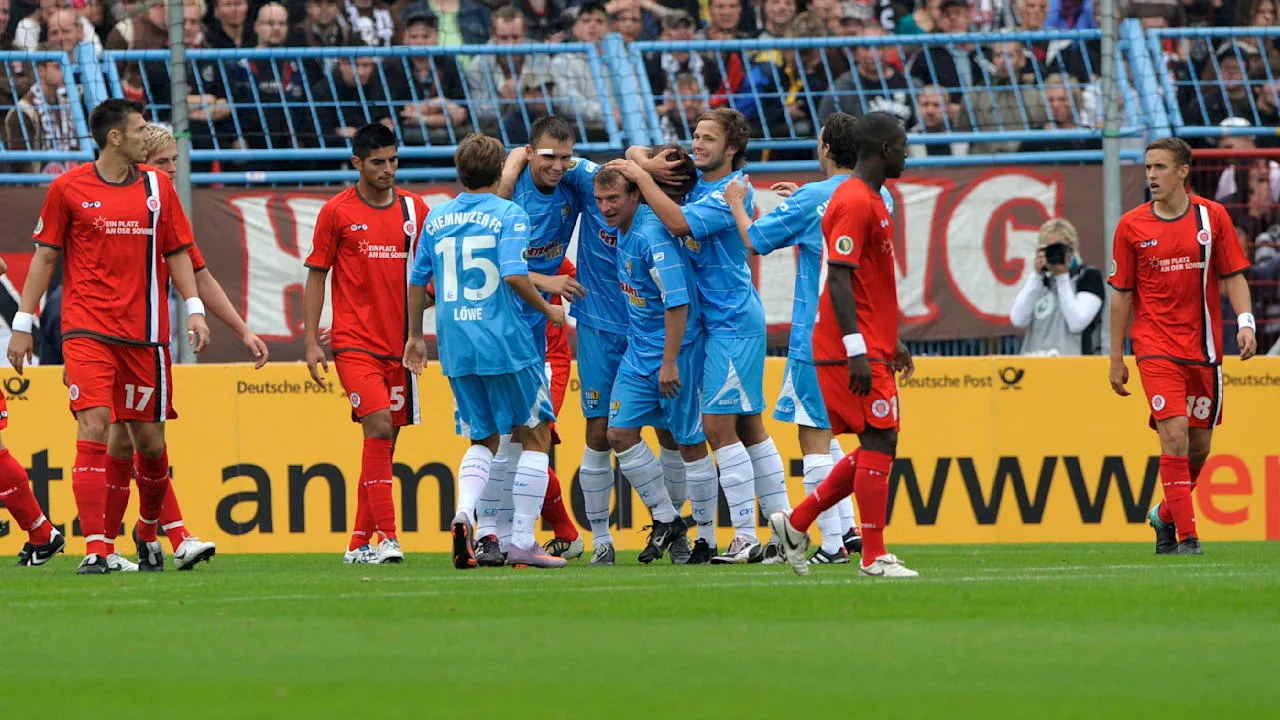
left=1, top=543, right=1276, bottom=719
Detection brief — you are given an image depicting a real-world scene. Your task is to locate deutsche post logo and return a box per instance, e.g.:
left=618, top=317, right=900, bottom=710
left=998, top=367, right=1024, bottom=390
left=3, top=376, right=30, bottom=400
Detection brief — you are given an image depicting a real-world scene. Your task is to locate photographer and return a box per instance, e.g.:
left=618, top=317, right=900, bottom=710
left=1010, top=218, right=1105, bottom=356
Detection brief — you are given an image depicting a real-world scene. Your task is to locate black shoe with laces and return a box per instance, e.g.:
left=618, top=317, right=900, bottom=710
left=76, top=554, right=109, bottom=575
left=475, top=534, right=505, bottom=567
left=688, top=538, right=717, bottom=565
left=843, top=529, right=863, bottom=555
left=638, top=519, right=686, bottom=564
left=1152, top=522, right=1178, bottom=555
left=1173, top=537, right=1203, bottom=555
left=134, top=525, right=164, bottom=572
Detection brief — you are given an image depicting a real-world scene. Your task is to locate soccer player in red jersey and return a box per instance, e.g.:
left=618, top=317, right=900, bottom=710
left=1108, top=137, right=1256, bottom=556
left=766, top=112, right=919, bottom=578
left=303, top=123, right=429, bottom=565
left=8, top=98, right=211, bottom=575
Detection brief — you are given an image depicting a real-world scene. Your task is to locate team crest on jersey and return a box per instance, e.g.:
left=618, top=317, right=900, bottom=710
left=68, top=384, right=80, bottom=401
left=403, top=220, right=416, bottom=237
left=561, top=204, right=571, bottom=220
left=871, top=399, right=891, bottom=419
left=1196, top=230, right=1211, bottom=245
left=350, top=392, right=362, bottom=409
left=585, top=389, right=600, bottom=409
left=609, top=399, right=620, bottom=418
left=1151, top=394, right=1166, bottom=412
left=835, top=235, right=854, bottom=255
left=33, top=216, right=42, bottom=235
left=146, top=196, right=161, bottom=212
left=683, top=236, right=700, bottom=253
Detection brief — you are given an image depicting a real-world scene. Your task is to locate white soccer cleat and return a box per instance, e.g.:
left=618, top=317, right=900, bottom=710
left=375, top=538, right=405, bottom=564
left=105, top=553, right=139, bottom=572
left=859, top=553, right=918, bottom=578
left=173, top=537, right=217, bottom=571
left=767, top=509, right=811, bottom=577
left=343, top=545, right=378, bottom=564
left=709, top=534, right=762, bottom=564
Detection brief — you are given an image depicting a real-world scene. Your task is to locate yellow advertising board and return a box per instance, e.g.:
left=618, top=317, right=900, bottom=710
left=1, top=356, right=1277, bottom=555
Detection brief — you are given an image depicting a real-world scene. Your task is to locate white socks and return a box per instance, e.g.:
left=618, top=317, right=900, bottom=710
left=803, top=453, right=844, bottom=554
left=456, top=444, right=492, bottom=523
left=831, top=438, right=856, bottom=535
left=747, top=438, right=790, bottom=520
left=685, top=454, right=719, bottom=543
left=579, top=447, right=614, bottom=547
left=477, top=435, right=519, bottom=550
left=714, top=442, right=757, bottom=539
left=617, top=443, right=677, bottom=523
left=510, top=450, right=550, bottom=550
left=660, top=447, right=687, bottom=514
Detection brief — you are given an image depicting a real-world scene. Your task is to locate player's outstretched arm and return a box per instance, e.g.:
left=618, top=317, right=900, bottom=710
left=403, top=283, right=430, bottom=375
left=1108, top=290, right=1133, bottom=396
left=302, top=268, right=330, bottom=388
left=828, top=263, right=872, bottom=395
left=722, top=174, right=755, bottom=253
left=6, top=246, right=57, bottom=374
left=506, top=275, right=565, bottom=328
left=167, top=250, right=210, bottom=354
left=497, top=146, right=528, bottom=200
left=1224, top=274, right=1257, bottom=360
left=196, top=270, right=268, bottom=368
left=530, top=272, right=585, bottom=301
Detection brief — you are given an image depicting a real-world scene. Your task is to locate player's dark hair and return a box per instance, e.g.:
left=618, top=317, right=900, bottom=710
left=89, top=98, right=145, bottom=149
left=351, top=123, right=398, bottom=160
left=852, top=111, right=904, bottom=159
left=821, top=113, right=858, bottom=170
left=1145, top=136, right=1193, bottom=168
left=529, top=116, right=574, bottom=147
left=455, top=134, right=507, bottom=189
left=649, top=143, right=698, bottom=197
left=696, top=108, right=750, bottom=170
left=593, top=167, right=636, bottom=193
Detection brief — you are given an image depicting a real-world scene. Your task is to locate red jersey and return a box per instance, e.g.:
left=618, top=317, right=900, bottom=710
left=815, top=177, right=899, bottom=362
left=1110, top=196, right=1249, bottom=365
left=304, top=186, right=429, bottom=360
left=32, top=163, right=192, bottom=346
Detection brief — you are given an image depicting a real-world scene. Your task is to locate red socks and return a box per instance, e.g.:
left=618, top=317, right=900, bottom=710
left=361, top=438, right=397, bottom=541
left=791, top=449, right=860, bottom=531
left=0, top=448, right=52, bottom=545
left=349, top=477, right=375, bottom=551
left=541, top=468, right=579, bottom=541
left=134, top=450, right=172, bottom=543
left=1158, top=455, right=1197, bottom=541
left=1157, top=462, right=1202, bottom=527
left=72, top=440, right=109, bottom=556
left=103, top=454, right=133, bottom=552
left=854, top=450, right=894, bottom=563
left=158, top=478, right=192, bottom=549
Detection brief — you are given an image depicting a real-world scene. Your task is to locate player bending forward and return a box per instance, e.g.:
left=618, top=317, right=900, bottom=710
left=1109, top=137, right=1256, bottom=555
left=406, top=134, right=566, bottom=569
left=766, top=112, right=919, bottom=578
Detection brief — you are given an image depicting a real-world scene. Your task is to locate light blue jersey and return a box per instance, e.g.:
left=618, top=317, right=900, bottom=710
left=411, top=193, right=538, bottom=377
left=680, top=171, right=765, bottom=337
left=511, top=160, right=583, bottom=327
left=749, top=174, right=849, bottom=363
left=617, top=204, right=701, bottom=377
left=556, top=159, right=629, bottom=336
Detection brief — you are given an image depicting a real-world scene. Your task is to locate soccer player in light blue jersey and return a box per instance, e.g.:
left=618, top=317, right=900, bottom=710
left=404, top=135, right=567, bottom=570
left=613, top=108, right=789, bottom=565
left=722, top=114, right=872, bottom=565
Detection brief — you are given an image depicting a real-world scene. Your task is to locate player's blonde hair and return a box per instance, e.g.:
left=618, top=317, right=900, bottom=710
left=140, top=124, right=176, bottom=161
left=1038, top=217, right=1079, bottom=250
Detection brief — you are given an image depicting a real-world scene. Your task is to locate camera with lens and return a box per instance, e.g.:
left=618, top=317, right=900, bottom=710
left=1043, top=241, right=1070, bottom=266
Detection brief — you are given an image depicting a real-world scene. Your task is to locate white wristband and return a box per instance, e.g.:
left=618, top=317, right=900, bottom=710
left=842, top=333, right=867, bottom=357
left=185, top=298, right=206, bottom=317
left=11, top=311, right=34, bottom=334
left=1238, top=312, right=1256, bottom=331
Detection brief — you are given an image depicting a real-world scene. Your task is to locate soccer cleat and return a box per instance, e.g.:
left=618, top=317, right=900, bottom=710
left=637, top=519, right=687, bottom=564
left=506, top=542, right=567, bottom=568
left=343, top=545, right=378, bottom=564
left=760, top=539, right=786, bottom=565
left=76, top=554, right=109, bottom=575
left=669, top=533, right=693, bottom=565
left=475, top=534, right=505, bottom=567
left=105, top=553, right=139, bottom=572
left=710, top=534, right=762, bottom=564
left=544, top=535, right=585, bottom=561
left=1150, top=507, right=1178, bottom=555
left=173, top=537, right=217, bottom=570
left=1173, top=537, right=1203, bottom=555
left=809, top=546, right=851, bottom=565
left=133, top=525, right=165, bottom=572
left=589, top=543, right=615, bottom=566
left=843, top=529, right=863, bottom=555
left=14, top=528, right=66, bottom=567
left=375, top=538, right=404, bottom=564
left=859, top=553, right=919, bottom=578
left=451, top=511, right=477, bottom=569
left=688, top=538, right=717, bottom=565
left=767, top=510, right=811, bottom=576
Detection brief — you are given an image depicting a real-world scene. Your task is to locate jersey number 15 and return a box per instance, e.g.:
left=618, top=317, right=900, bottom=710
left=435, top=235, right=499, bottom=303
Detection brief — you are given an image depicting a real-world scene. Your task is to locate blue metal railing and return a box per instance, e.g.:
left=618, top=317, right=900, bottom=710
left=0, top=48, right=94, bottom=166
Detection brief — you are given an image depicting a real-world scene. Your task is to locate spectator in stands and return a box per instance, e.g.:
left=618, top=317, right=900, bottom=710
left=13, top=0, right=102, bottom=54
left=3, top=47, right=76, bottom=173
left=1044, top=0, right=1095, bottom=28
left=387, top=8, right=469, bottom=144
left=896, top=0, right=942, bottom=34
left=697, top=0, right=744, bottom=39
left=958, top=39, right=1047, bottom=154
left=106, top=1, right=170, bottom=103
left=347, top=0, right=396, bottom=45
left=757, top=0, right=795, bottom=38
left=646, top=11, right=715, bottom=102
left=466, top=5, right=547, bottom=130
left=1214, top=119, right=1280, bottom=227
left=1252, top=54, right=1280, bottom=137
left=44, top=4, right=84, bottom=53
left=907, top=82, right=970, bottom=157
left=804, top=0, right=839, bottom=31
left=832, top=1, right=871, bottom=35
left=818, top=23, right=913, bottom=127
left=906, top=0, right=981, bottom=104
left=1182, top=46, right=1257, bottom=128
left=608, top=0, right=644, bottom=42
left=1017, top=0, right=1057, bottom=66
left=550, top=1, right=615, bottom=133
left=75, top=0, right=112, bottom=44
left=403, top=0, right=491, bottom=45
left=1222, top=221, right=1280, bottom=355
left=1010, top=218, right=1105, bottom=356
left=225, top=2, right=305, bottom=158
left=206, top=0, right=255, bottom=48
left=311, top=41, right=393, bottom=150
left=1017, top=74, right=1100, bottom=153
left=287, top=0, right=352, bottom=81
left=660, top=71, right=707, bottom=143
left=512, top=0, right=566, bottom=41
left=502, top=68, right=554, bottom=143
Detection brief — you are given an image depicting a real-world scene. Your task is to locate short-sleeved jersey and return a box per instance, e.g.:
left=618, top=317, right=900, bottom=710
left=680, top=171, right=766, bottom=337
left=1109, top=196, right=1249, bottom=365
left=559, top=160, right=630, bottom=335
left=304, top=186, right=428, bottom=360
left=33, top=163, right=192, bottom=346
left=749, top=174, right=850, bottom=363
left=617, top=205, right=701, bottom=376
left=411, top=192, right=539, bottom=377
left=511, top=158, right=595, bottom=326
left=816, top=176, right=899, bottom=362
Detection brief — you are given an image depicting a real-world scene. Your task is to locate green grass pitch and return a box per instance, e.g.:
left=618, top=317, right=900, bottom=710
left=2, top=543, right=1277, bottom=719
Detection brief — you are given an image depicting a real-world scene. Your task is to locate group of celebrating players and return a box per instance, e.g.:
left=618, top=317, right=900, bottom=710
left=0, top=95, right=1258, bottom=575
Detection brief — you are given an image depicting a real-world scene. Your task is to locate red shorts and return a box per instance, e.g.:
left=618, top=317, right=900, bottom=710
left=334, top=352, right=420, bottom=427
left=1137, top=358, right=1223, bottom=430
left=63, top=337, right=176, bottom=423
left=817, top=360, right=900, bottom=436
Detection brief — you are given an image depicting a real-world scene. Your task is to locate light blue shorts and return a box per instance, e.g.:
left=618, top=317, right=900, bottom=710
left=608, top=340, right=706, bottom=446
left=772, top=357, right=830, bottom=429
left=578, top=324, right=628, bottom=419
left=701, top=334, right=766, bottom=416
left=450, top=363, right=556, bottom=441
